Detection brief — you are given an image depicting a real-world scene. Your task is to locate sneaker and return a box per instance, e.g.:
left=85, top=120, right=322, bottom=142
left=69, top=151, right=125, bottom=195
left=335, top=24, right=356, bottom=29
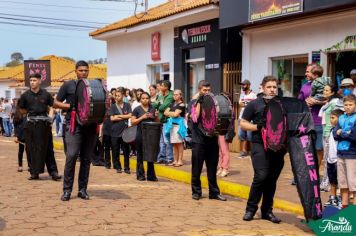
left=220, top=169, right=229, bottom=177
left=324, top=195, right=337, bottom=207
left=320, top=183, right=330, bottom=192
left=216, top=168, right=223, bottom=176
left=239, top=151, right=248, bottom=158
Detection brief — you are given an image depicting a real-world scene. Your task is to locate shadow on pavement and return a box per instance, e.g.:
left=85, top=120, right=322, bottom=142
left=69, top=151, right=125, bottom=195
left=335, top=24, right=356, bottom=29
left=90, top=189, right=130, bottom=200
left=0, top=218, right=5, bottom=231
left=276, top=212, right=312, bottom=233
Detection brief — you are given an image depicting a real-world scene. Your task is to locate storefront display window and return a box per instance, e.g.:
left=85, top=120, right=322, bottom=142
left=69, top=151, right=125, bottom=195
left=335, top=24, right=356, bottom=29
left=272, top=56, right=308, bottom=97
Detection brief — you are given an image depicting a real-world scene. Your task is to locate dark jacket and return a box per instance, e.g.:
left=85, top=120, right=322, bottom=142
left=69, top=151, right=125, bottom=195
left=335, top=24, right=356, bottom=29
left=13, top=117, right=26, bottom=142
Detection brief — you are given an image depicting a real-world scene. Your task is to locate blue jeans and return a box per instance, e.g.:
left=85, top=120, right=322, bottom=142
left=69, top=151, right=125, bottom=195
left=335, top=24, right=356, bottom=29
left=157, top=123, right=173, bottom=162
left=238, top=126, right=252, bottom=142
left=2, top=118, right=11, bottom=137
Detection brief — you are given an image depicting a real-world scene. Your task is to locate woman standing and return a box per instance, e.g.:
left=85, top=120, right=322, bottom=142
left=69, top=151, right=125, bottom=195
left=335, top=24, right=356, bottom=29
left=164, top=89, right=186, bottom=167
left=149, top=85, right=158, bottom=103
left=13, top=100, right=28, bottom=172
left=131, top=92, right=159, bottom=181
left=318, top=84, right=343, bottom=191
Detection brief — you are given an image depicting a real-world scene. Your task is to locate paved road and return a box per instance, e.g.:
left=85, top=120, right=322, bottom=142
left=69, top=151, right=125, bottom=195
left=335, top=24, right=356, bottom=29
left=0, top=137, right=313, bottom=235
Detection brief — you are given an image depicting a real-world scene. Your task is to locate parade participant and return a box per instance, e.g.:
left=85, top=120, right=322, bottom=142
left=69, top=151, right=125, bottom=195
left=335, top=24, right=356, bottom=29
left=153, top=80, right=174, bottom=165
left=110, top=90, right=132, bottom=174
left=240, top=76, right=286, bottom=223
left=188, top=80, right=226, bottom=201
left=131, top=92, right=159, bottom=181
left=102, top=92, right=113, bottom=169
left=13, top=100, right=28, bottom=172
left=55, top=60, right=98, bottom=201
left=238, top=80, right=256, bottom=158
left=19, top=73, right=61, bottom=181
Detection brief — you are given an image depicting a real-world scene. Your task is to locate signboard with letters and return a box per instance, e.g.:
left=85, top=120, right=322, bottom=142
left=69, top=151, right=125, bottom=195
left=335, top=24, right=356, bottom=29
left=249, top=0, right=303, bottom=22
left=24, top=60, right=51, bottom=88
left=151, top=32, right=161, bottom=61
left=181, top=24, right=212, bottom=45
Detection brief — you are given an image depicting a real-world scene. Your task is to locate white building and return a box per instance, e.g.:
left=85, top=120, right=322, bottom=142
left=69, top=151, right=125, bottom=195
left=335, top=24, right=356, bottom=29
left=90, top=0, right=219, bottom=91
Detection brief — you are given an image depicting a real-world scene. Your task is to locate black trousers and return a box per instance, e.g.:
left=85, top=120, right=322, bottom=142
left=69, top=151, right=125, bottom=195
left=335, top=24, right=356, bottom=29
left=63, top=124, right=97, bottom=193
left=18, top=143, right=28, bottom=167
left=191, top=139, right=220, bottom=197
left=136, top=137, right=156, bottom=179
left=103, top=135, right=112, bottom=167
left=246, top=143, right=285, bottom=214
left=111, top=136, right=130, bottom=170
left=46, top=130, right=59, bottom=175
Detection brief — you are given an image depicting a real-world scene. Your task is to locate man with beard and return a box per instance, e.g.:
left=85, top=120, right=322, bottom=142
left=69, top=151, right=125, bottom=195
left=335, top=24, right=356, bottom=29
left=238, top=80, right=256, bottom=158
left=240, top=76, right=286, bottom=223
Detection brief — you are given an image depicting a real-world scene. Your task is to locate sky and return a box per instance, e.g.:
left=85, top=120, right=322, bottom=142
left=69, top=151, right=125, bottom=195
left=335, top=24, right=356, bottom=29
left=0, top=0, right=166, bottom=66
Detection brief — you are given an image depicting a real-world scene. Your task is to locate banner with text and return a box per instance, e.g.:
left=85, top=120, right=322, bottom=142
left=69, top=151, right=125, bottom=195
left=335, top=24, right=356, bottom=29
left=249, top=0, right=303, bottom=22
left=24, top=60, right=51, bottom=88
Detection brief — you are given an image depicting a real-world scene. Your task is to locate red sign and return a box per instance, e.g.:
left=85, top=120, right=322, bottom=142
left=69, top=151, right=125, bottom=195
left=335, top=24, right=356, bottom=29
left=151, top=32, right=161, bottom=61
left=24, top=60, right=51, bottom=88
left=187, top=25, right=211, bottom=36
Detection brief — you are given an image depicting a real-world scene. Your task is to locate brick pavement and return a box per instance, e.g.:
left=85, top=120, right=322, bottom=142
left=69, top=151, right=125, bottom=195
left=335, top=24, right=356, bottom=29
left=0, top=136, right=314, bottom=235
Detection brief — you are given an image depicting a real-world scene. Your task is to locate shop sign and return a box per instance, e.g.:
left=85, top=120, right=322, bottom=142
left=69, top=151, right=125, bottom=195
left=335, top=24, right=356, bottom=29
left=151, top=32, right=161, bottom=61
left=205, top=63, right=220, bottom=70
left=182, top=24, right=211, bottom=45
left=249, top=0, right=303, bottom=22
left=24, top=60, right=51, bottom=88
left=311, top=51, right=321, bottom=65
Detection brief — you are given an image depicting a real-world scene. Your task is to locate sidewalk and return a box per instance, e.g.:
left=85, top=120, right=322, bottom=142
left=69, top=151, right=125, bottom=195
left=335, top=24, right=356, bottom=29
left=53, top=137, right=329, bottom=216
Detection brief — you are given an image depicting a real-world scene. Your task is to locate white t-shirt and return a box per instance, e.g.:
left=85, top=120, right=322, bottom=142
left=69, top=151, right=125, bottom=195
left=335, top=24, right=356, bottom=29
left=328, top=132, right=338, bottom=164
left=239, top=90, right=257, bottom=119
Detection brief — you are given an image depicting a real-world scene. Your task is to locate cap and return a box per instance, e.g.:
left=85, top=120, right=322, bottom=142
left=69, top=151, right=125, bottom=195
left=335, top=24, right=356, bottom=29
left=350, top=69, right=356, bottom=75
left=240, top=80, right=251, bottom=85
left=340, top=78, right=354, bottom=87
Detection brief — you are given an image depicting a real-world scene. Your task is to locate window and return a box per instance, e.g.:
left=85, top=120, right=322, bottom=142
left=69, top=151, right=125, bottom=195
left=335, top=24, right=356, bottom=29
left=147, top=63, right=170, bottom=84
left=272, top=56, right=308, bottom=97
left=5, top=90, right=11, bottom=99
left=185, top=47, right=205, bottom=100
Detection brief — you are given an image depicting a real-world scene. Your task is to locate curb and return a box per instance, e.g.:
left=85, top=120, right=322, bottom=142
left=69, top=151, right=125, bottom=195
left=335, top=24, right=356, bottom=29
left=53, top=140, right=304, bottom=216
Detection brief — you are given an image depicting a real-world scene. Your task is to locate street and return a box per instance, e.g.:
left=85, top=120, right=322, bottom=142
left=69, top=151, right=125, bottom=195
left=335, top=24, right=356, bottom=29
left=0, top=137, right=313, bottom=235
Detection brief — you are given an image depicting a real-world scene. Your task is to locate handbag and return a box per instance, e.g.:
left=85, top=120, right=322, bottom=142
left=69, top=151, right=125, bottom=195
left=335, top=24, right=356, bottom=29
left=122, top=125, right=137, bottom=144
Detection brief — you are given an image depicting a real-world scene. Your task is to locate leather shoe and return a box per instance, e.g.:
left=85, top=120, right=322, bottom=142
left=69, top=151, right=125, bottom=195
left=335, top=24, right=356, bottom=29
left=209, top=194, right=227, bottom=201
left=124, top=169, right=131, bottom=174
left=137, top=176, right=146, bottom=181
left=147, top=177, right=158, bottom=182
left=243, top=212, right=254, bottom=221
left=261, top=212, right=281, bottom=224
left=28, top=174, right=39, bottom=180
left=192, top=194, right=201, bottom=200
left=51, top=172, right=62, bottom=181
left=77, top=189, right=90, bottom=200
left=61, top=191, right=71, bottom=201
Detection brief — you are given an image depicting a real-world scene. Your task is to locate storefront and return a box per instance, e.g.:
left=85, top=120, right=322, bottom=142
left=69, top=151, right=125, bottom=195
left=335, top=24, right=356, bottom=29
left=220, top=0, right=356, bottom=96
left=174, top=19, right=220, bottom=101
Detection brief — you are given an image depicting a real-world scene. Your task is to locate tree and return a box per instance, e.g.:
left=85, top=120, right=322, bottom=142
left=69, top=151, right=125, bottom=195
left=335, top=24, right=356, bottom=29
left=62, top=56, right=76, bottom=62
left=10, top=52, right=24, bottom=62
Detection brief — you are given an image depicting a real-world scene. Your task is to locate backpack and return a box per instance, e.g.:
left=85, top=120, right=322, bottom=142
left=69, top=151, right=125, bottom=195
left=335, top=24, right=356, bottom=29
left=261, top=98, right=287, bottom=152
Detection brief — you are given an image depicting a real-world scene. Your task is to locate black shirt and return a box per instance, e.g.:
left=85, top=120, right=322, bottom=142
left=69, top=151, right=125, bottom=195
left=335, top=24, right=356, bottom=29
left=132, top=105, right=156, bottom=134
left=109, top=102, right=131, bottom=137
left=19, top=89, right=53, bottom=117
left=241, top=97, right=266, bottom=144
left=187, top=99, right=217, bottom=144
left=169, top=102, right=185, bottom=118
left=102, top=117, right=112, bottom=136
left=56, top=80, right=77, bottom=121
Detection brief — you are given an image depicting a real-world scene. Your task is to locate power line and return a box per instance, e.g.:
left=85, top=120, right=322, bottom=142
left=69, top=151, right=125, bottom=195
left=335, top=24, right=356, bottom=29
left=0, top=16, right=97, bottom=29
left=0, top=12, right=110, bottom=25
left=0, top=21, right=90, bottom=31
left=0, top=0, right=134, bottom=12
left=0, top=27, right=88, bottom=38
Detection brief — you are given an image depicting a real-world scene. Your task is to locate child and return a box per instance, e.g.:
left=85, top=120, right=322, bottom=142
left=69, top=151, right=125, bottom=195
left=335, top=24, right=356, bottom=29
left=324, top=109, right=344, bottom=208
left=12, top=102, right=28, bottom=172
left=310, top=64, right=331, bottom=101
left=333, top=94, right=356, bottom=208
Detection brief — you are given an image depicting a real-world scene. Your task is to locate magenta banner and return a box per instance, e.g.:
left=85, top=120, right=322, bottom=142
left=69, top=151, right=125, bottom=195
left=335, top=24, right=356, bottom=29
left=24, top=60, right=51, bottom=88
left=249, top=0, right=303, bottom=22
